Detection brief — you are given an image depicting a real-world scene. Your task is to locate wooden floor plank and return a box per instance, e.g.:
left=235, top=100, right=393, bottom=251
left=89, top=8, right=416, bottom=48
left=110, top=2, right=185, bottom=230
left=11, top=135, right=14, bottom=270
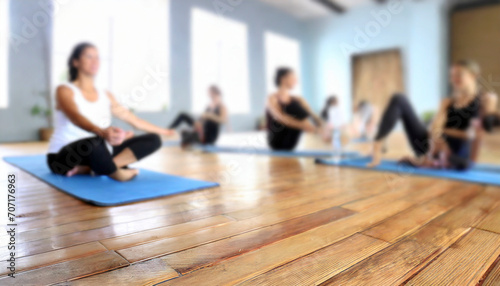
left=16, top=201, right=194, bottom=232
left=161, top=207, right=355, bottom=274
left=319, top=188, right=500, bottom=286
left=15, top=202, right=196, bottom=244
left=227, top=177, right=432, bottom=221
left=406, top=229, right=500, bottom=285
left=157, top=200, right=417, bottom=285
left=0, top=242, right=107, bottom=276
left=237, top=234, right=389, bottom=286
left=477, top=203, right=500, bottom=234
left=363, top=184, right=481, bottom=242
left=5, top=204, right=243, bottom=259
left=60, top=258, right=179, bottom=286
left=117, top=202, right=358, bottom=263
left=0, top=251, right=129, bottom=286
left=100, top=215, right=233, bottom=250
left=482, top=257, right=500, bottom=286
left=341, top=178, right=438, bottom=212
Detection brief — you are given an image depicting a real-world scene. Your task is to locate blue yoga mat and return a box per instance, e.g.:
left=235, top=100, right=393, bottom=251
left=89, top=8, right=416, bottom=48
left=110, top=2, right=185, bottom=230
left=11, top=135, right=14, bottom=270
left=316, top=156, right=500, bottom=186
left=198, top=145, right=360, bottom=158
left=163, top=140, right=180, bottom=147
left=4, top=155, right=219, bottom=206
left=350, top=137, right=372, bottom=144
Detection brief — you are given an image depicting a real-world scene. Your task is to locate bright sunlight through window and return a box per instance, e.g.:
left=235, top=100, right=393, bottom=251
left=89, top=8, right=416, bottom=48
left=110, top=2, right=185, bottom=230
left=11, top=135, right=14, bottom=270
left=191, top=8, right=250, bottom=114
left=0, top=0, right=9, bottom=108
left=53, top=0, right=170, bottom=112
left=265, top=31, right=302, bottom=95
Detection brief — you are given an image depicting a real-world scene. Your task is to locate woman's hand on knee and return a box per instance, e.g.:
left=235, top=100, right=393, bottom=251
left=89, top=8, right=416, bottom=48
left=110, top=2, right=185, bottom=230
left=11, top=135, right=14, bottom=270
left=124, top=131, right=134, bottom=140
left=103, top=127, right=127, bottom=146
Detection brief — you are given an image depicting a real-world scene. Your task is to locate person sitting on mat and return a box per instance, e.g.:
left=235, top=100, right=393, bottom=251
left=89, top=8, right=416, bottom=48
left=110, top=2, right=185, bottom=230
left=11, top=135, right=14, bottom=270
left=348, top=100, right=379, bottom=141
left=266, top=67, right=323, bottom=151
left=368, top=60, right=498, bottom=170
left=320, top=96, right=346, bottom=151
left=167, top=85, right=228, bottom=148
left=47, top=42, right=175, bottom=182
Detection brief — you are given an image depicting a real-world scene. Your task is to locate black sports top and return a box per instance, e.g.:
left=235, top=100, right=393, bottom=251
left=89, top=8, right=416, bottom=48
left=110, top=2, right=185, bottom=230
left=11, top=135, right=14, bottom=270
left=443, top=95, right=481, bottom=160
left=267, top=97, right=310, bottom=150
left=203, top=105, right=221, bottom=145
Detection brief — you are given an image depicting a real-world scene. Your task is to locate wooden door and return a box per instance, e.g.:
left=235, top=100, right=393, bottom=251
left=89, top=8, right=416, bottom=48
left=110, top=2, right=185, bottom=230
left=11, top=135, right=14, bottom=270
left=451, top=4, right=500, bottom=105
left=352, top=49, right=405, bottom=111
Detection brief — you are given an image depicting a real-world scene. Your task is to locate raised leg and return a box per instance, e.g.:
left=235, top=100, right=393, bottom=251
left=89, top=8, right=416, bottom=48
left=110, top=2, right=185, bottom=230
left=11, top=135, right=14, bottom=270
left=369, top=94, right=429, bottom=167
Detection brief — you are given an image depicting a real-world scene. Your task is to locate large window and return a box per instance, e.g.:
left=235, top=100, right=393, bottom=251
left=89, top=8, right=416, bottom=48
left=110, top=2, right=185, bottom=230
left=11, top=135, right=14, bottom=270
left=0, top=0, right=8, bottom=108
left=53, top=0, right=170, bottom=112
left=191, top=8, right=250, bottom=114
left=265, top=31, right=302, bottom=95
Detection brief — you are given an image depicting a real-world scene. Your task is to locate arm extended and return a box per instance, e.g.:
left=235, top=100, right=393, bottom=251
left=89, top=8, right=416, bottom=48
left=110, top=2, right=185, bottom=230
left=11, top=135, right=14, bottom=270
left=107, top=92, right=173, bottom=136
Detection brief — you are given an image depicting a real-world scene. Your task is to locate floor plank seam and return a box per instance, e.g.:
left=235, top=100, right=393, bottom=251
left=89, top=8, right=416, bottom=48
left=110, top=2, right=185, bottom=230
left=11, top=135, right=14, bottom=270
left=119, top=207, right=356, bottom=265
left=220, top=213, right=238, bottom=221
left=478, top=254, right=500, bottom=286
left=114, top=249, right=133, bottom=264
left=98, top=241, right=110, bottom=251
left=399, top=227, right=475, bottom=285
left=473, top=227, right=500, bottom=236
left=359, top=232, right=391, bottom=244
left=250, top=233, right=392, bottom=286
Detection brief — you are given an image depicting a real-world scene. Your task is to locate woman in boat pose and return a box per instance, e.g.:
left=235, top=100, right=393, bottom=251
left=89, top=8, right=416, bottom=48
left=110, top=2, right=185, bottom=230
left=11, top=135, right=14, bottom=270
left=266, top=67, right=324, bottom=151
left=368, top=60, right=498, bottom=170
left=168, top=85, right=228, bottom=147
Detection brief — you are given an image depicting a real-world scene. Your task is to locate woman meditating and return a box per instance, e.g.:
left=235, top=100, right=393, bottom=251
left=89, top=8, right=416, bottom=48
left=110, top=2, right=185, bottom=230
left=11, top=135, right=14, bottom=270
left=47, top=43, right=175, bottom=182
left=368, top=60, right=498, bottom=170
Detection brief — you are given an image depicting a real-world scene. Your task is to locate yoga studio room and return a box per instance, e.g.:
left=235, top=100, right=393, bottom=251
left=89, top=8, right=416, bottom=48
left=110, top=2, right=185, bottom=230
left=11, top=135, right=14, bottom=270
left=2, top=0, right=500, bottom=284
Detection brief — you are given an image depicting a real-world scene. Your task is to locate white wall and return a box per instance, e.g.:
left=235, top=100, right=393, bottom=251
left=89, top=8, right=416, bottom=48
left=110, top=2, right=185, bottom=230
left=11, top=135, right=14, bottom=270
left=304, top=0, right=449, bottom=118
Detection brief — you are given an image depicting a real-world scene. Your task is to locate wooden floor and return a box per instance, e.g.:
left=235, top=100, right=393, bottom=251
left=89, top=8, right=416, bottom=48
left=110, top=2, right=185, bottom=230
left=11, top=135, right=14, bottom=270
left=1, top=132, right=500, bottom=285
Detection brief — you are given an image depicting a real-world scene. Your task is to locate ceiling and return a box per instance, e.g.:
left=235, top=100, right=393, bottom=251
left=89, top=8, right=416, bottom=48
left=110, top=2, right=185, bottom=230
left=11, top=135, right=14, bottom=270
left=258, top=0, right=376, bottom=20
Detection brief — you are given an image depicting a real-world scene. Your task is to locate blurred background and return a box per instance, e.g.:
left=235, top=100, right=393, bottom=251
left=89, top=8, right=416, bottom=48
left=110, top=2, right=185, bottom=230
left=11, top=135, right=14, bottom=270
left=0, top=0, right=499, bottom=142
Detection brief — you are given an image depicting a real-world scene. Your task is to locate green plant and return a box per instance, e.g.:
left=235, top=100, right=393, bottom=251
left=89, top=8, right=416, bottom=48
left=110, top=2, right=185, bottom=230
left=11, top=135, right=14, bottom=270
left=421, top=110, right=436, bottom=126
left=30, top=90, right=53, bottom=128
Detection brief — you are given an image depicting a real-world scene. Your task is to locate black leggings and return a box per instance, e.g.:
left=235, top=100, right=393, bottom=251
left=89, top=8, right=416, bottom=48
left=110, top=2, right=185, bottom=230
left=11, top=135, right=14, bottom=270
left=375, top=94, right=430, bottom=156
left=267, top=122, right=303, bottom=151
left=169, top=112, right=220, bottom=144
left=47, top=133, right=162, bottom=176
left=169, top=113, right=195, bottom=129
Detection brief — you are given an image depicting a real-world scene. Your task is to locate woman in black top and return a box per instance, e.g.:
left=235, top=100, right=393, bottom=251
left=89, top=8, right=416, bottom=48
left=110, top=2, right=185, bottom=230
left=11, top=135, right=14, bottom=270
left=266, top=68, right=323, bottom=150
left=169, top=85, right=227, bottom=146
left=368, top=60, right=498, bottom=170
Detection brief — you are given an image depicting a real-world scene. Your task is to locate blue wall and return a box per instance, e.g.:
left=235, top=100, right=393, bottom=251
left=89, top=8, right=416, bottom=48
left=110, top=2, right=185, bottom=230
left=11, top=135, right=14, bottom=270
left=303, top=0, right=449, bottom=118
left=0, top=0, right=308, bottom=142
left=0, top=0, right=54, bottom=142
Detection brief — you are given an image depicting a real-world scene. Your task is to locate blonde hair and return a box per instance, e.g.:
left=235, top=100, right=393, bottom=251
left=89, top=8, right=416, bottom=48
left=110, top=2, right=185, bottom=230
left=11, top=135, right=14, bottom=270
left=454, top=59, right=481, bottom=77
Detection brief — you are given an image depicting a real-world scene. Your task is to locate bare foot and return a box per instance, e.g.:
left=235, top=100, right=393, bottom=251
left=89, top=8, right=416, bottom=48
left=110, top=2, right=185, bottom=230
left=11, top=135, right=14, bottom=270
left=66, top=166, right=91, bottom=177
left=367, top=141, right=383, bottom=168
left=367, top=156, right=381, bottom=168
left=109, top=168, right=139, bottom=182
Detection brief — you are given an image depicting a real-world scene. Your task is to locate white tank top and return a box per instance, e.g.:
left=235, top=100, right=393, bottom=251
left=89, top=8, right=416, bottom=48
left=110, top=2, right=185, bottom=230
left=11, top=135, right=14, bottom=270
left=48, top=83, right=112, bottom=154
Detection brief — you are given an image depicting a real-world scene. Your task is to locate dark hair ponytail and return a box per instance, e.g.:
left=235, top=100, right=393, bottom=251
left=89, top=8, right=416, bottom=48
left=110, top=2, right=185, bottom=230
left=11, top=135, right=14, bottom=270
left=321, top=96, right=338, bottom=120
left=275, top=67, right=292, bottom=87
left=209, top=85, right=222, bottom=96
left=68, top=42, right=95, bottom=81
